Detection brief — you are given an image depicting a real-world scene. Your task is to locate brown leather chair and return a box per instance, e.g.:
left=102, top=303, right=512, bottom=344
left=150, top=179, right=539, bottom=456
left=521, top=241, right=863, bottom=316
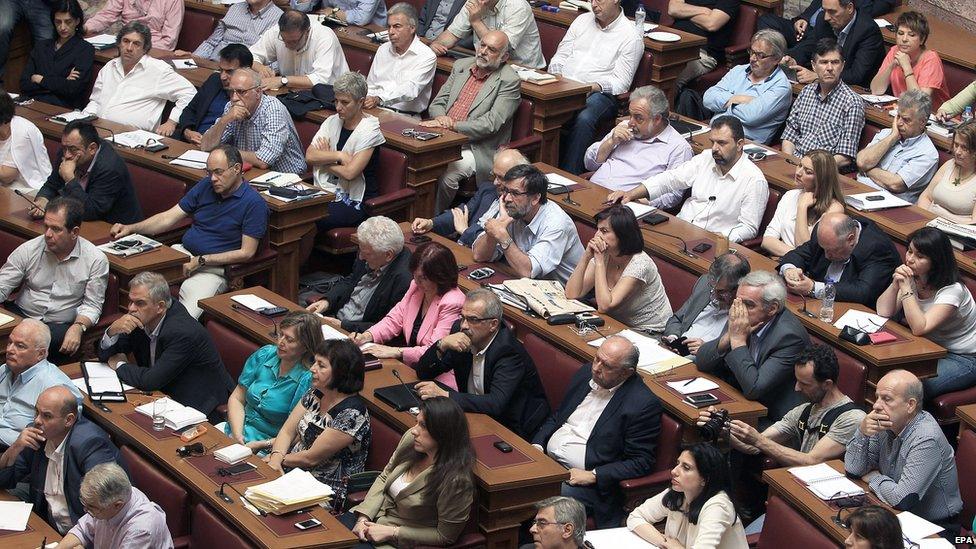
left=176, top=11, right=219, bottom=53
left=524, top=332, right=580, bottom=411
left=956, top=429, right=976, bottom=529
left=652, top=256, right=697, bottom=311
left=619, top=412, right=684, bottom=511
left=127, top=163, right=192, bottom=244
left=944, top=62, right=975, bottom=97
left=205, top=319, right=260, bottom=382
left=225, top=236, right=279, bottom=292
left=640, top=0, right=674, bottom=26
left=344, top=416, right=404, bottom=508
left=188, top=503, right=252, bottom=548
left=119, top=446, right=190, bottom=548
left=537, top=19, right=568, bottom=63
left=344, top=47, right=375, bottom=76
left=81, top=272, right=123, bottom=358
left=0, top=230, right=27, bottom=263
left=690, top=5, right=760, bottom=95
left=574, top=219, right=596, bottom=247
left=749, top=495, right=838, bottom=549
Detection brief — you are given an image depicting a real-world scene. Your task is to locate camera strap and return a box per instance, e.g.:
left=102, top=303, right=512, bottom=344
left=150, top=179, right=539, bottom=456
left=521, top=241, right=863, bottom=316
left=797, top=402, right=860, bottom=440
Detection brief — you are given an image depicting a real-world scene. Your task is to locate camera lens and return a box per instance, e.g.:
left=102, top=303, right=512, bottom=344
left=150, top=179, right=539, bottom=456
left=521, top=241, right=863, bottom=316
left=698, top=409, right=729, bottom=441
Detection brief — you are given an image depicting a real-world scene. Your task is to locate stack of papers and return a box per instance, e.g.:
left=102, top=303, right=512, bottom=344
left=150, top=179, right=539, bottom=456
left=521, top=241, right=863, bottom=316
left=110, top=129, right=165, bottom=149
left=134, top=398, right=206, bottom=430
left=244, top=469, right=334, bottom=515
left=666, top=377, right=719, bottom=395
left=559, top=0, right=591, bottom=10
left=625, top=201, right=657, bottom=220
left=250, top=171, right=304, bottom=186
left=511, top=65, right=558, bottom=85
left=231, top=294, right=277, bottom=311
left=898, top=511, right=944, bottom=546
left=85, top=34, right=116, bottom=49
left=545, top=172, right=578, bottom=192
left=788, top=463, right=864, bottom=500
left=486, top=283, right=532, bottom=312
left=168, top=149, right=209, bottom=169
left=845, top=191, right=912, bottom=211
left=587, top=329, right=689, bottom=373
left=214, top=444, right=252, bottom=464
left=367, top=30, right=390, bottom=42
left=98, top=234, right=162, bottom=257
left=72, top=362, right=134, bottom=399
left=321, top=324, right=349, bottom=341
left=833, top=309, right=887, bottom=334
left=861, top=93, right=898, bottom=104
left=171, top=58, right=199, bottom=70
left=586, top=527, right=654, bottom=547
left=50, top=111, right=95, bottom=124
left=0, top=312, right=14, bottom=326
left=0, top=500, right=33, bottom=531
left=928, top=217, right=976, bottom=250
left=874, top=18, right=891, bottom=28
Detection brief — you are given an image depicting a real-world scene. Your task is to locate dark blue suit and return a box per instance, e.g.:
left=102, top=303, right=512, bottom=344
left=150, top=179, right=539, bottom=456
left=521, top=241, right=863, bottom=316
left=431, top=184, right=499, bottom=247
left=176, top=72, right=228, bottom=139
left=533, top=364, right=662, bottom=527
left=0, top=417, right=121, bottom=528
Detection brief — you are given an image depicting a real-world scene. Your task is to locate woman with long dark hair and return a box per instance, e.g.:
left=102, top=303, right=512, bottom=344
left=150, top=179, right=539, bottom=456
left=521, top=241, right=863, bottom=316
left=627, top=443, right=747, bottom=548
left=876, top=226, right=976, bottom=399
left=843, top=506, right=904, bottom=549
left=18, top=0, right=95, bottom=108
left=349, top=397, right=475, bottom=547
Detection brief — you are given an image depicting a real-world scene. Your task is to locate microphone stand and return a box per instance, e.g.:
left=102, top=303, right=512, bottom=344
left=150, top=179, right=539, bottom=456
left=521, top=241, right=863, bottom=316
left=645, top=227, right=697, bottom=259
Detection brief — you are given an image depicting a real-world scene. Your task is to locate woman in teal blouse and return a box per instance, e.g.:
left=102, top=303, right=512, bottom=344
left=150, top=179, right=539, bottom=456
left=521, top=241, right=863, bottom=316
left=223, top=312, right=324, bottom=452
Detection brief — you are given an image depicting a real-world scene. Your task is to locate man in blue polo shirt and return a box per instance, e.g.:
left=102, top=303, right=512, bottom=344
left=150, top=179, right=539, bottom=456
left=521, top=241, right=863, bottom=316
left=109, top=144, right=269, bottom=318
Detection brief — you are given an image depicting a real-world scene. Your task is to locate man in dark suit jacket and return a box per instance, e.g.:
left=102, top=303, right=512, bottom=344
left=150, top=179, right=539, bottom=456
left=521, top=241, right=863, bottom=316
left=306, top=216, right=412, bottom=333
left=176, top=44, right=253, bottom=144
left=782, top=0, right=885, bottom=88
left=759, top=0, right=894, bottom=49
left=780, top=213, right=899, bottom=307
left=33, top=120, right=142, bottom=225
left=415, top=289, right=550, bottom=439
left=98, top=272, right=234, bottom=420
left=0, top=386, right=121, bottom=534
left=696, top=271, right=810, bottom=425
left=533, top=336, right=662, bottom=528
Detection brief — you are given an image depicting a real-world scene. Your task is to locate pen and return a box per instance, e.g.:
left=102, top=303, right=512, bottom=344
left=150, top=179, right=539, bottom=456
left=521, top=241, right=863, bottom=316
left=40, top=537, right=46, bottom=549
left=266, top=174, right=281, bottom=182
left=683, top=377, right=697, bottom=386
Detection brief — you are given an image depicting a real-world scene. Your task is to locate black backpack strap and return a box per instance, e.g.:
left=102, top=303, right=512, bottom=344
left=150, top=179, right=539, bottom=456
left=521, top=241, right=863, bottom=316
left=797, top=403, right=814, bottom=433
left=816, top=402, right=861, bottom=438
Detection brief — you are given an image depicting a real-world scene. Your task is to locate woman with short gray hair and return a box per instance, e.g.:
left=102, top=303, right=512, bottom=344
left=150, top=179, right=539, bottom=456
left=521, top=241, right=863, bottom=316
left=308, top=71, right=386, bottom=233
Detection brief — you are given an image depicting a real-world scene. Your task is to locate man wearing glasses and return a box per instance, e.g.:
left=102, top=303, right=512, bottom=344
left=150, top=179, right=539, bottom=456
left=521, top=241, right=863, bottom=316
left=249, top=10, right=349, bottom=90
left=414, top=289, right=549, bottom=439
left=472, top=165, right=583, bottom=284
left=522, top=496, right=590, bottom=549
left=109, top=145, right=269, bottom=319
left=703, top=30, right=794, bottom=144
left=200, top=68, right=307, bottom=173
left=177, top=44, right=255, bottom=144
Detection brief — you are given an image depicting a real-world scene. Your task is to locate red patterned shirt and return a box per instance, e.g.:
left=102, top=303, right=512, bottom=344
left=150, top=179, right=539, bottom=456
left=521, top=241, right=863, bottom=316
left=446, top=65, right=492, bottom=122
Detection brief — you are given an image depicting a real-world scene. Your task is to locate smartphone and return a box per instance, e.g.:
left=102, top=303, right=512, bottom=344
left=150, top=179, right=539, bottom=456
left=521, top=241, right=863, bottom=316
left=666, top=336, right=690, bottom=356
left=642, top=213, right=668, bottom=225
left=295, top=518, right=322, bottom=530
left=684, top=393, right=720, bottom=408
left=145, top=142, right=168, bottom=153
left=410, top=235, right=431, bottom=244
left=219, top=462, right=257, bottom=476
left=493, top=440, right=514, bottom=453
left=469, top=267, right=495, bottom=280
left=692, top=242, right=713, bottom=253
left=866, top=195, right=885, bottom=202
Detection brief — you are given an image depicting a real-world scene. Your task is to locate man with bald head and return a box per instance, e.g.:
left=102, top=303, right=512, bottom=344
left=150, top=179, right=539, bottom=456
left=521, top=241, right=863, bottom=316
left=421, top=29, right=521, bottom=212
left=411, top=148, right=529, bottom=246
left=845, top=370, right=962, bottom=530
left=0, top=385, right=120, bottom=535
left=779, top=212, right=899, bottom=307
left=0, top=320, right=81, bottom=450
left=201, top=68, right=306, bottom=174
left=532, top=335, right=662, bottom=528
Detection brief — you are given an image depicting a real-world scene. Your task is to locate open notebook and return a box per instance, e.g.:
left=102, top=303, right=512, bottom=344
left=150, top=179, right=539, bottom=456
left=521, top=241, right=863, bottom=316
left=788, top=463, right=864, bottom=500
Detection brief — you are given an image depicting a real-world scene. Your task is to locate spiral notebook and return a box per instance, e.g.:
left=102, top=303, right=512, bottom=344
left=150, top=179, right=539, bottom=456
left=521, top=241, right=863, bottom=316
left=788, top=463, right=864, bottom=500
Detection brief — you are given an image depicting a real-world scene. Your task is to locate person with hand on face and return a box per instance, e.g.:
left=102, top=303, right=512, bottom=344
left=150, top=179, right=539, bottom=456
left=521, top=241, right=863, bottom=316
left=365, top=3, right=436, bottom=115
left=110, top=145, right=269, bottom=319
left=83, top=22, right=195, bottom=136
left=869, top=11, right=949, bottom=110
left=98, top=272, right=235, bottom=422
left=780, top=212, right=900, bottom=307
left=696, top=271, right=809, bottom=425
left=584, top=85, right=692, bottom=208
left=520, top=496, right=589, bottom=549
left=566, top=205, right=673, bottom=334
left=347, top=397, right=475, bottom=548
left=415, top=289, right=550, bottom=439
left=18, top=0, right=95, bottom=109
left=608, top=116, right=768, bottom=244
left=177, top=44, right=254, bottom=145
left=876, top=227, right=976, bottom=400
left=845, top=370, right=962, bottom=529
left=762, top=149, right=845, bottom=258
left=781, top=38, right=864, bottom=171
left=201, top=68, right=307, bottom=174
left=222, top=312, right=323, bottom=454
left=843, top=506, right=905, bottom=549
left=0, top=386, right=120, bottom=535
left=249, top=10, right=349, bottom=90
left=422, top=30, right=520, bottom=212
left=411, top=148, right=529, bottom=247
left=917, top=121, right=976, bottom=224
left=472, top=164, right=584, bottom=284
left=856, top=90, right=938, bottom=203
left=0, top=90, right=52, bottom=196
left=0, top=320, right=82, bottom=449
left=33, top=121, right=142, bottom=225
left=189, top=0, right=283, bottom=61
left=267, top=339, right=370, bottom=503
left=757, top=0, right=894, bottom=51
left=628, top=443, right=748, bottom=549
left=0, top=199, right=108, bottom=365
left=430, top=0, right=544, bottom=69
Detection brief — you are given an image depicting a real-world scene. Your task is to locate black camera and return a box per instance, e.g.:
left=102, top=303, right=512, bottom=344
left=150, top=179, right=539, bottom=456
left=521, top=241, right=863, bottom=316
left=698, top=408, right=729, bottom=441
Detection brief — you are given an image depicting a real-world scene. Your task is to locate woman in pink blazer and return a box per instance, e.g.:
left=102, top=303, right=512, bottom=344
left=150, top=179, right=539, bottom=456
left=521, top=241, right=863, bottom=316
left=351, top=242, right=464, bottom=388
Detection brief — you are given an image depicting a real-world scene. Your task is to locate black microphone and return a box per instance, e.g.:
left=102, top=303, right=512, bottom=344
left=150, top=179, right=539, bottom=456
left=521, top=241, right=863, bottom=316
left=645, top=227, right=697, bottom=258
left=13, top=189, right=44, bottom=213
left=391, top=368, right=422, bottom=408
left=230, top=303, right=280, bottom=339
left=699, top=196, right=717, bottom=233
left=92, top=123, right=117, bottom=147
left=216, top=482, right=268, bottom=516
left=798, top=292, right=818, bottom=319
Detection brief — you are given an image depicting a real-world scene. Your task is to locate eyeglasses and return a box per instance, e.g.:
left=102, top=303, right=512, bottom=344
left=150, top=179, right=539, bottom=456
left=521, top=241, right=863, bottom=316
left=530, top=519, right=569, bottom=529
left=205, top=166, right=239, bottom=178
left=747, top=49, right=777, bottom=60
left=228, top=85, right=259, bottom=97
left=460, top=315, right=493, bottom=324
left=708, top=281, right=737, bottom=298
left=500, top=187, right=532, bottom=197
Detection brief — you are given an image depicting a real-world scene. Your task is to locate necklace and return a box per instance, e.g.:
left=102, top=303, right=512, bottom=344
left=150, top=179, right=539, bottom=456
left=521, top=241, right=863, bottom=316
left=952, top=168, right=975, bottom=186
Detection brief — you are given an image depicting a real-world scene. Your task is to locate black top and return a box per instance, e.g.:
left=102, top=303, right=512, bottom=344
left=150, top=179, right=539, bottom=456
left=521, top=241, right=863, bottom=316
left=18, top=35, right=95, bottom=109
left=787, top=9, right=886, bottom=88
left=323, top=249, right=413, bottom=333
left=336, top=125, right=379, bottom=200
left=669, top=0, right=740, bottom=62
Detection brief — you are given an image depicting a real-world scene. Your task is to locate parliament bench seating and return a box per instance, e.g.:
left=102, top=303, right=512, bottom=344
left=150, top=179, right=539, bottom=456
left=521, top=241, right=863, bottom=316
left=957, top=429, right=976, bottom=530
left=176, top=10, right=219, bottom=54
left=188, top=503, right=252, bottom=548
left=120, top=445, right=191, bottom=548
left=204, top=319, right=260, bottom=418
left=747, top=495, right=838, bottom=548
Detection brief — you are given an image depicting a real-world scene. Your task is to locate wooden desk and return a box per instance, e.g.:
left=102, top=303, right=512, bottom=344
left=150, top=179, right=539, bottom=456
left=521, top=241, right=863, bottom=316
left=538, top=162, right=944, bottom=396
left=957, top=403, right=976, bottom=437
left=0, top=308, right=23, bottom=350
left=60, top=364, right=357, bottom=549
left=0, top=493, right=61, bottom=549
left=14, top=100, right=333, bottom=300
left=197, top=287, right=568, bottom=549
left=878, top=6, right=976, bottom=72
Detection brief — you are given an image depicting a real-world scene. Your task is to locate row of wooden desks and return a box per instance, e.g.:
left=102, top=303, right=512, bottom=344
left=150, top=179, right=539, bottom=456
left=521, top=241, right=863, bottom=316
left=60, top=362, right=357, bottom=549
left=0, top=492, right=61, bottom=549
left=198, top=287, right=567, bottom=549
left=537, top=161, right=944, bottom=397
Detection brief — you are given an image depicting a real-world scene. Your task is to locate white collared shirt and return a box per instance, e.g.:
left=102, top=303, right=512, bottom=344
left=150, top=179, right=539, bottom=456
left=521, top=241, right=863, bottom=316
left=249, top=23, right=349, bottom=86
left=468, top=330, right=500, bottom=395
left=0, top=116, right=51, bottom=194
left=548, top=10, right=644, bottom=95
left=447, top=0, right=546, bottom=69
left=546, top=378, right=624, bottom=470
left=641, top=150, right=769, bottom=243
left=367, top=36, right=437, bottom=114
left=84, top=55, right=196, bottom=132
left=44, top=436, right=72, bottom=534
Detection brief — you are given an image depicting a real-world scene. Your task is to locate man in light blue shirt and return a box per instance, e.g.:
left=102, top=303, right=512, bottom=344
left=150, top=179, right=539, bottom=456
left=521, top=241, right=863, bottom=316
left=703, top=30, right=793, bottom=145
left=0, top=319, right=81, bottom=448
left=856, top=90, right=939, bottom=203
left=290, top=0, right=387, bottom=26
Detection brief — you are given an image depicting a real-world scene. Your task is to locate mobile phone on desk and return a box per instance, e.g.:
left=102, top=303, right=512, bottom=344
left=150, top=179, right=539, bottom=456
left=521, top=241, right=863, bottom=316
left=295, top=518, right=322, bottom=530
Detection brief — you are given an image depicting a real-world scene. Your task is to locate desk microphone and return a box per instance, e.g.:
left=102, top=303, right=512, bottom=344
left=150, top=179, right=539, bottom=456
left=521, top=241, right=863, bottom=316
left=391, top=369, right=422, bottom=408
left=13, top=189, right=44, bottom=213
left=561, top=185, right=581, bottom=207
left=798, top=292, right=818, bottom=319
left=645, top=227, right=697, bottom=258
left=216, top=482, right=267, bottom=516
left=230, top=303, right=280, bottom=339
left=699, top=196, right=717, bottom=233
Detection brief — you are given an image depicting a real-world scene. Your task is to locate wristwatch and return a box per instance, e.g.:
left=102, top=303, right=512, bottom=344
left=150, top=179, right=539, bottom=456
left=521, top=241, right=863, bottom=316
left=499, top=238, right=513, bottom=251
left=280, top=76, right=289, bottom=87
left=72, top=322, right=87, bottom=333
left=198, top=255, right=208, bottom=266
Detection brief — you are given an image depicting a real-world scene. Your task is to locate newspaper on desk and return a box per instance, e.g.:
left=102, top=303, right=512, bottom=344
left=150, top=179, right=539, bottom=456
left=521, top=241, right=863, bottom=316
left=510, top=64, right=558, bottom=85
left=49, top=110, right=96, bottom=125
left=927, top=217, right=976, bottom=250
left=98, top=233, right=162, bottom=257
left=498, top=278, right=593, bottom=317
left=587, top=329, right=690, bottom=373
left=108, top=130, right=166, bottom=149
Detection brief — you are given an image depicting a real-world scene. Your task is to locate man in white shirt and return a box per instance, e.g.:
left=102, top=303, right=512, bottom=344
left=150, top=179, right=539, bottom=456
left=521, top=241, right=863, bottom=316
left=365, top=3, right=437, bottom=115
left=83, top=22, right=195, bottom=135
left=250, top=10, right=349, bottom=90
left=430, top=0, right=545, bottom=69
left=609, top=115, right=769, bottom=243
left=0, top=91, right=50, bottom=195
left=548, top=0, right=644, bottom=174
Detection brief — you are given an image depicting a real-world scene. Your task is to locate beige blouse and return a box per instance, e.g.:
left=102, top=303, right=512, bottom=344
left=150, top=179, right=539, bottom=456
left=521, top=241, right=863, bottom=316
left=930, top=164, right=976, bottom=217
left=627, top=490, right=748, bottom=549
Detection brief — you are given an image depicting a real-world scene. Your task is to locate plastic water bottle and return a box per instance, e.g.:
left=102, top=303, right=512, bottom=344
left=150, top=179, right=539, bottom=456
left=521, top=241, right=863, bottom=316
left=963, top=106, right=974, bottom=124
left=635, top=5, right=646, bottom=34
left=819, top=282, right=835, bottom=324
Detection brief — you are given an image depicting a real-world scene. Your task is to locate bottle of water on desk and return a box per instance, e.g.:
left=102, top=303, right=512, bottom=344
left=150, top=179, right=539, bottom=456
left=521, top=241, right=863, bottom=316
left=635, top=5, right=646, bottom=34
left=963, top=106, right=974, bottom=124
left=819, top=282, right=835, bottom=323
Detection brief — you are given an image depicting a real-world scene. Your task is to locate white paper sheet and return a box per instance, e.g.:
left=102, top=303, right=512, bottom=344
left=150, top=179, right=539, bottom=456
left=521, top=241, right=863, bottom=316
left=251, top=171, right=304, bottom=186
left=231, top=294, right=276, bottom=311
left=0, top=313, right=14, bottom=326
left=545, top=172, right=578, bottom=189
left=171, top=58, right=198, bottom=70
left=84, top=34, right=116, bottom=47
left=0, top=500, right=33, bottom=531
left=586, top=527, right=654, bottom=548
left=168, top=149, right=210, bottom=169
left=666, top=377, right=719, bottom=395
left=321, top=324, right=349, bottom=341
left=897, top=511, right=944, bottom=544
left=587, top=329, right=684, bottom=369
left=874, top=18, right=891, bottom=28
left=833, top=309, right=888, bottom=334
left=625, top=202, right=657, bottom=219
